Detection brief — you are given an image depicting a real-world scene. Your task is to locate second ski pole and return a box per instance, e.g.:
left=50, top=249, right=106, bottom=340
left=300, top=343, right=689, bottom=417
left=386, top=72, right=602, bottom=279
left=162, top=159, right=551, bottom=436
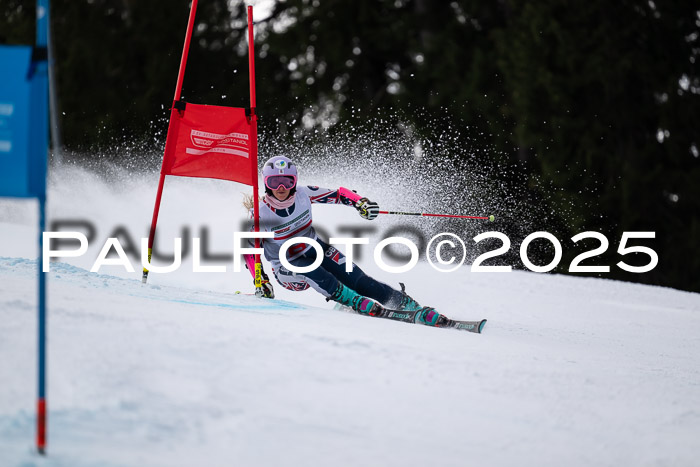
left=378, top=210, right=495, bottom=221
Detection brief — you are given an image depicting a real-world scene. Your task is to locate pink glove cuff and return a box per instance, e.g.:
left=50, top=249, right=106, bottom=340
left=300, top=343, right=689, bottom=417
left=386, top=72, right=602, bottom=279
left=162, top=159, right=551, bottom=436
left=338, top=187, right=362, bottom=204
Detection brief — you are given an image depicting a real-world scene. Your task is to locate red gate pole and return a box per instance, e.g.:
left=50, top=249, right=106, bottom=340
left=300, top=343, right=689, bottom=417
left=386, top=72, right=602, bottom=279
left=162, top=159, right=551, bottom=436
left=143, top=0, right=199, bottom=283
left=247, top=6, right=263, bottom=296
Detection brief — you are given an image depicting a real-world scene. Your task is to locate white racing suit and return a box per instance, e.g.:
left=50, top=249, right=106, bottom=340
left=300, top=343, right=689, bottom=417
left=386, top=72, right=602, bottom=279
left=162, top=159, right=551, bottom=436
left=243, top=186, right=403, bottom=308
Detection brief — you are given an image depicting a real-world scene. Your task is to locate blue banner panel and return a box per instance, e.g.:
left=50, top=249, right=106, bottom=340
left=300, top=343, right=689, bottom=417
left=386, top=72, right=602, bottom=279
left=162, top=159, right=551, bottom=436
left=0, top=45, right=48, bottom=198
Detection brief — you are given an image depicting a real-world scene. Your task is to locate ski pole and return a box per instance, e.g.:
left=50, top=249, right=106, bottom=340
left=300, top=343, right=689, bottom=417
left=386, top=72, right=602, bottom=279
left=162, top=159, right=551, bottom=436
left=379, top=210, right=495, bottom=221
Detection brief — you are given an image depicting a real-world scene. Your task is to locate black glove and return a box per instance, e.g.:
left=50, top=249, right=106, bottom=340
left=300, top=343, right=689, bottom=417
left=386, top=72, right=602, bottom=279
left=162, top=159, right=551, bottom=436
left=355, top=197, right=379, bottom=220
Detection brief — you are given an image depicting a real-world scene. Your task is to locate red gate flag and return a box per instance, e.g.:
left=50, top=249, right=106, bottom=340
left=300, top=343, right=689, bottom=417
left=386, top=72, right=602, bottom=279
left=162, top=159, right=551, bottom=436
left=143, top=3, right=262, bottom=286
left=161, top=102, right=254, bottom=186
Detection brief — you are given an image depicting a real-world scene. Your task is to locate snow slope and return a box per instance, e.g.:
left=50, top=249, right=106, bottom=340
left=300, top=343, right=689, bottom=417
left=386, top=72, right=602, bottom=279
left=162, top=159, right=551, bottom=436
left=1, top=166, right=699, bottom=466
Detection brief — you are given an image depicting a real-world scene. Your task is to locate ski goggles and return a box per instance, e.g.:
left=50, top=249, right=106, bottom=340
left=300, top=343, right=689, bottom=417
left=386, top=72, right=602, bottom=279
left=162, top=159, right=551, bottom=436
left=265, top=175, right=297, bottom=190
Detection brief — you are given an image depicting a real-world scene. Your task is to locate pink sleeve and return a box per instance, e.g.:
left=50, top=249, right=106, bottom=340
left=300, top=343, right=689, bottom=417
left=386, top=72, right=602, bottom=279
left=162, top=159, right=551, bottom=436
left=338, top=187, right=362, bottom=204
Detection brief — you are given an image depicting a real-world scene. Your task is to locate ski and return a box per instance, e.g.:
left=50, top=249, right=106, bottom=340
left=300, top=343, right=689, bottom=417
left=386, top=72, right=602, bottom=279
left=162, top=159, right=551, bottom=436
left=378, top=308, right=487, bottom=334
left=379, top=308, right=420, bottom=323
left=268, top=299, right=487, bottom=333
left=445, top=319, right=487, bottom=333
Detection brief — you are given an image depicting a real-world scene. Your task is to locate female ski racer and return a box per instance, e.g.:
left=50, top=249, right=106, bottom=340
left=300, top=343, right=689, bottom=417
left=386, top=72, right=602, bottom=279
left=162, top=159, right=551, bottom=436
left=243, top=155, right=447, bottom=327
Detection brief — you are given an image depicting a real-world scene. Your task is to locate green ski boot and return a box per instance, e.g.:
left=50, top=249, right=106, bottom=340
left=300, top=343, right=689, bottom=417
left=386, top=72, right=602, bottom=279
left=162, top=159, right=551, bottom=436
left=330, top=283, right=384, bottom=316
left=415, top=307, right=450, bottom=327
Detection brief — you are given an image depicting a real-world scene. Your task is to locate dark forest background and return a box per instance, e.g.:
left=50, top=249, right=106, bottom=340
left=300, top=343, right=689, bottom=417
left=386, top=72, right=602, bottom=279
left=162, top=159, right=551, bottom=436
left=2, top=0, right=699, bottom=292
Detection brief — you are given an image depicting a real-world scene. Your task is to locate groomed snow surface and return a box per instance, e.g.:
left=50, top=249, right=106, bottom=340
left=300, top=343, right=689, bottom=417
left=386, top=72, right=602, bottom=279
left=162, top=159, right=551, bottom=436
left=1, top=166, right=699, bottom=466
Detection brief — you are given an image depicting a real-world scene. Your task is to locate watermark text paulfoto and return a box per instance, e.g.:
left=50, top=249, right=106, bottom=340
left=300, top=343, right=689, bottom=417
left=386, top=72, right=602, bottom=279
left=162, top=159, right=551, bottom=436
left=42, top=230, right=658, bottom=275
left=46, top=219, right=424, bottom=263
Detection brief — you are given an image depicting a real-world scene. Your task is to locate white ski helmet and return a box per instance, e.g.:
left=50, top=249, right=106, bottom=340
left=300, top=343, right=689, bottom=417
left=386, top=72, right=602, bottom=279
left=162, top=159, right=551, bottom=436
left=262, top=156, right=298, bottom=194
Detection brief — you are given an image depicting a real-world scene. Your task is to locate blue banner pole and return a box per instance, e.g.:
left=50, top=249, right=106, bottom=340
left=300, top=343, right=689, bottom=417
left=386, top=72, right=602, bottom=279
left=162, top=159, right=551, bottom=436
left=37, top=195, right=47, bottom=454
left=0, top=5, right=50, bottom=453
left=36, top=0, right=49, bottom=455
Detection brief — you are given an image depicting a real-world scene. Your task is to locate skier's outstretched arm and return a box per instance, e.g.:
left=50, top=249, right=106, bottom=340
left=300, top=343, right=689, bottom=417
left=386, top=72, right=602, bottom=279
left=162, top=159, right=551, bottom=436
left=303, top=186, right=379, bottom=220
